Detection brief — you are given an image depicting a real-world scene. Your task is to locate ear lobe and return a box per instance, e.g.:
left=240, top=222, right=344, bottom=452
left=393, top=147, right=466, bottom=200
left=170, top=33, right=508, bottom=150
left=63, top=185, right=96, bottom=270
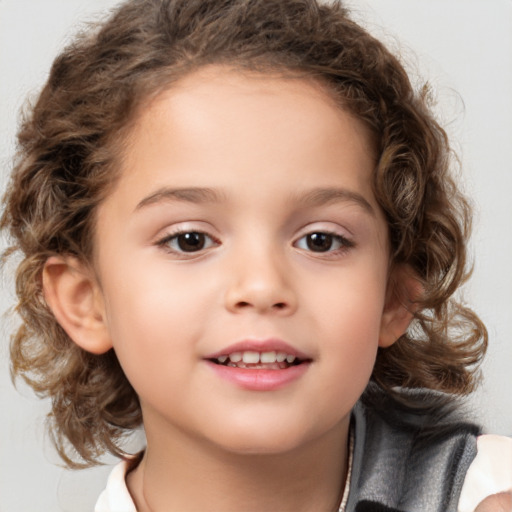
left=379, top=266, right=423, bottom=348
left=42, top=256, right=112, bottom=355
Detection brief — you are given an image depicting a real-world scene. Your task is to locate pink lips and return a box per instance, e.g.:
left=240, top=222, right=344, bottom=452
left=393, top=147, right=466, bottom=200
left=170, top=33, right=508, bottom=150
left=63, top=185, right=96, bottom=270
left=204, top=338, right=311, bottom=391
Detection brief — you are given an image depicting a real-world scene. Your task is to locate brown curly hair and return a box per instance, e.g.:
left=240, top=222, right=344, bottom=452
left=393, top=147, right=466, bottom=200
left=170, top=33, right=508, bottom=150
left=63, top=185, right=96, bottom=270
left=1, top=0, right=487, bottom=467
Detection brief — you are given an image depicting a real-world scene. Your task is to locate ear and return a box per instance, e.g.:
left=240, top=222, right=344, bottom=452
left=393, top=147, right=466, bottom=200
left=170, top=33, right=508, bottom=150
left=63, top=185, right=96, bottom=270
left=379, top=265, right=422, bottom=348
left=42, top=256, right=112, bottom=355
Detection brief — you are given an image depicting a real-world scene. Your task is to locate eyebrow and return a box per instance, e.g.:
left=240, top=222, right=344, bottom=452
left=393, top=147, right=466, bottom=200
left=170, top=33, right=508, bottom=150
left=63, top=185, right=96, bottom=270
left=134, top=185, right=375, bottom=216
left=135, top=187, right=224, bottom=211
left=296, top=187, right=375, bottom=216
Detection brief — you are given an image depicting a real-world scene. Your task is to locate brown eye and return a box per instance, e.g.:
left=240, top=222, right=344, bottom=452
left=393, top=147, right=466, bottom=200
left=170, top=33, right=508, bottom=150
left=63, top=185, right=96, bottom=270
left=159, top=231, right=217, bottom=253
left=294, top=231, right=354, bottom=254
left=306, top=233, right=333, bottom=252
left=176, top=232, right=206, bottom=252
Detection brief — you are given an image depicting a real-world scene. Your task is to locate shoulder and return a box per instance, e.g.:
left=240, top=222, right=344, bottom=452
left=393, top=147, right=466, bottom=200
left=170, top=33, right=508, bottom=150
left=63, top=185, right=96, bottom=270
left=348, top=386, right=481, bottom=511
left=94, top=459, right=137, bottom=512
left=458, top=434, right=512, bottom=512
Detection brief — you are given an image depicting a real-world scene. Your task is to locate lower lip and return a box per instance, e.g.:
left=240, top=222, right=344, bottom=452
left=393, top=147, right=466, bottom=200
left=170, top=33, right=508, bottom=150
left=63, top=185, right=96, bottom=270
left=205, top=361, right=310, bottom=391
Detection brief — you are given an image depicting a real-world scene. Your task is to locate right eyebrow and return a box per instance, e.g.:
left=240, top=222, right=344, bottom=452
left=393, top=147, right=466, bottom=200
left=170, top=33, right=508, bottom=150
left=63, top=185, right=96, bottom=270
left=134, top=187, right=225, bottom=211
left=295, top=187, right=376, bottom=217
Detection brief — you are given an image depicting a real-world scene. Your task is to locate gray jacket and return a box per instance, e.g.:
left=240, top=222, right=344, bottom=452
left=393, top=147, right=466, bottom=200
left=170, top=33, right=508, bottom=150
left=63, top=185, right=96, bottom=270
left=346, top=385, right=480, bottom=512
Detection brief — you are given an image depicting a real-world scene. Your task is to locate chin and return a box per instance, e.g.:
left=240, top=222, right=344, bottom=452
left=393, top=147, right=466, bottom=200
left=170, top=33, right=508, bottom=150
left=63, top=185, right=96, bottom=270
left=222, top=438, right=303, bottom=456
left=207, top=419, right=343, bottom=458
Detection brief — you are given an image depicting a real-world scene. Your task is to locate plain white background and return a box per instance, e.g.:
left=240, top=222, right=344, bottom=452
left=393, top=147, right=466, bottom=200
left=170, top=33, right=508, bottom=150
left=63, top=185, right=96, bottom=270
left=1, top=1, right=511, bottom=510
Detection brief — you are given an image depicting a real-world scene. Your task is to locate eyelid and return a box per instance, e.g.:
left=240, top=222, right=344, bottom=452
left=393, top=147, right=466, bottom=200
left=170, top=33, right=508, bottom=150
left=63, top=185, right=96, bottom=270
left=158, top=230, right=217, bottom=246
left=294, top=231, right=353, bottom=248
left=294, top=222, right=353, bottom=240
left=153, top=221, right=219, bottom=243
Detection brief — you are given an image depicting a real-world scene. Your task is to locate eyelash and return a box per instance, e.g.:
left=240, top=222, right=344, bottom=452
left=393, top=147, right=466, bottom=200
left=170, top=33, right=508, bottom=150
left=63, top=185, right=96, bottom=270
left=155, top=229, right=355, bottom=257
left=293, top=231, right=355, bottom=257
left=156, top=230, right=219, bottom=256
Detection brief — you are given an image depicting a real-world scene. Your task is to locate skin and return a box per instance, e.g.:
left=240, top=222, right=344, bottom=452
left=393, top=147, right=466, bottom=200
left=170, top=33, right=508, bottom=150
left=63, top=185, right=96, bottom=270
left=474, top=492, right=512, bottom=512
left=43, top=67, right=414, bottom=511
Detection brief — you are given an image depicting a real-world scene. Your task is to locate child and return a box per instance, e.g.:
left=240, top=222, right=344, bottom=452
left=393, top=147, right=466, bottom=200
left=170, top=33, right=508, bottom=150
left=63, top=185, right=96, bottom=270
left=1, top=0, right=511, bottom=510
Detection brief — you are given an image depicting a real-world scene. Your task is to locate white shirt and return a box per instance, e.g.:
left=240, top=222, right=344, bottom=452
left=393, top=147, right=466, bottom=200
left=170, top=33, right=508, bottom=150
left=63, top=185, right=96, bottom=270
left=95, top=435, right=512, bottom=512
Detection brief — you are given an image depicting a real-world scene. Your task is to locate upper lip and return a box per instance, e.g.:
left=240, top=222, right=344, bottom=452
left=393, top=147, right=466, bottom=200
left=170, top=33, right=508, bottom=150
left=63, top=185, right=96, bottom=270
left=204, top=338, right=311, bottom=361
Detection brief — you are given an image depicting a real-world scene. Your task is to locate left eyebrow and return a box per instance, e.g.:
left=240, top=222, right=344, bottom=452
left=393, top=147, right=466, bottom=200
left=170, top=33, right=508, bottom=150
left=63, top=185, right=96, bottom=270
left=295, top=187, right=376, bottom=216
left=134, top=186, right=225, bottom=211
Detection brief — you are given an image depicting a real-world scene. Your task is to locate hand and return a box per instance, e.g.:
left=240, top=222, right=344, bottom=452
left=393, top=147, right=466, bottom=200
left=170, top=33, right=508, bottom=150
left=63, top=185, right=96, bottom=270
left=474, top=491, right=512, bottom=512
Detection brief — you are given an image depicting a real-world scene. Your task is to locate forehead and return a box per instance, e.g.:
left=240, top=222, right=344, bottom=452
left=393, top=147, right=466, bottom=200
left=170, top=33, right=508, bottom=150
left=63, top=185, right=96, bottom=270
left=103, top=66, right=380, bottom=223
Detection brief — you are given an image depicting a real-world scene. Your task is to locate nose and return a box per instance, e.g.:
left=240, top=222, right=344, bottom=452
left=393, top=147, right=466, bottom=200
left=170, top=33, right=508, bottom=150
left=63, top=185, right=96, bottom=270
left=224, top=245, right=297, bottom=316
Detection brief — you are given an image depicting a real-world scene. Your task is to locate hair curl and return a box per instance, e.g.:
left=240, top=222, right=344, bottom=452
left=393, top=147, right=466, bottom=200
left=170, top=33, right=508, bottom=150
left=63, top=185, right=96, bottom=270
left=1, top=0, right=487, bottom=467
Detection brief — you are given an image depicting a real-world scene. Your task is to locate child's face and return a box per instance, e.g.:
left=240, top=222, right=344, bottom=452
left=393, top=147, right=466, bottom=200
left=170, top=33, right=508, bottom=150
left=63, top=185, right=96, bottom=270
left=92, top=67, right=398, bottom=454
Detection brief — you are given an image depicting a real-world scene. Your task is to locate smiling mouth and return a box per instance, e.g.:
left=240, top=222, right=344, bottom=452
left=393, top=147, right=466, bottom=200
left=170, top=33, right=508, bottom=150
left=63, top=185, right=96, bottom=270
left=209, top=351, right=307, bottom=370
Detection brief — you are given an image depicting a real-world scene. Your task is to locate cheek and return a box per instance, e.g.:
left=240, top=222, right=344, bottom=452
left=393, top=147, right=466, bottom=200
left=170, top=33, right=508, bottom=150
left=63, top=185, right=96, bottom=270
left=311, top=260, right=387, bottom=336
left=321, top=300, right=382, bottom=376
left=99, top=259, right=214, bottom=390
left=308, top=264, right=387, bottom=380
left=103, top=251, right=210, bottom=333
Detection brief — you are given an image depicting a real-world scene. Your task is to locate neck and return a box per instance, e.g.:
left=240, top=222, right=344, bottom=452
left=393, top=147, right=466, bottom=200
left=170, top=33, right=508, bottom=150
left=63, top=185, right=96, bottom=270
left=127, top=419, right=350, bottom=512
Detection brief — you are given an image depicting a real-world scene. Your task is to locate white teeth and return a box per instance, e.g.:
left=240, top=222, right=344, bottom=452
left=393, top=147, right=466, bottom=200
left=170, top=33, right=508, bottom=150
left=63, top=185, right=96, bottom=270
left=230, top=352, right=242, bottom=363
left=242, top=351, right=260, bottom=364
left=216, top=350, right=300, bottom=365
left=276, top=352, right=287, bottom=363
left=260, top=351, right=277, bottom=363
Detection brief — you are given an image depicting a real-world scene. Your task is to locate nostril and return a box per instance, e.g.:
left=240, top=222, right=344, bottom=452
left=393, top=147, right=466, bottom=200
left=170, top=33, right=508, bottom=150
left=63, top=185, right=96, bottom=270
left=234, top=301, right=288, bottom=310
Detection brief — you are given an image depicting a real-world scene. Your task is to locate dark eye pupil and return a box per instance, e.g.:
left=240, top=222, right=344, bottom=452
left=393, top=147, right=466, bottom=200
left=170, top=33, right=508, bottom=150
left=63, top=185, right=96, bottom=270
left=307, top=233, right=333, bottom=252
left=177, top=232, right=205, bottom=252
